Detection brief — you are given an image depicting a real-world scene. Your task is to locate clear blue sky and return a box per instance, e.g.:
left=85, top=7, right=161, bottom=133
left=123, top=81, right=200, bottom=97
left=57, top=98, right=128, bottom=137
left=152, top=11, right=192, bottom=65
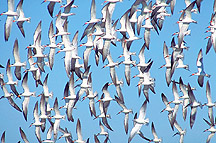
left=0, top=0, right=216, bottom=142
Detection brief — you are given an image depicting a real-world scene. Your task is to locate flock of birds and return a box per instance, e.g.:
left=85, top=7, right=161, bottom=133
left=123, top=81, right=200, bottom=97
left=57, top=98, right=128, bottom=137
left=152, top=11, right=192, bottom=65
left=1, top=0, right=216, bottom=142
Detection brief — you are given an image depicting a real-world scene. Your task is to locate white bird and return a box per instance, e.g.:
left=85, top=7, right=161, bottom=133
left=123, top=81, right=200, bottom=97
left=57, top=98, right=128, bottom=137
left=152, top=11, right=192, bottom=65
left=172, top=120, right=186, bottom=143
left=177, top=1, right=197, bottom=48
left=39, top=93, right=49, bottom=132
left=178, top=77, right=189, bottom=121
left=54, top=11, right=70, bottom=37
left=58, top=127, right=73, bottom=142
left=60, top=0, right=75, bottom=18
left=42, top=125, right=54, bottom=143
left=0, top=82, right=22, bottom=112
left=63, top=73, right=78, bottom=122
left=125, top=14, right=140, bottom=42
left=203, top=118, right=216, bottom=143
left=168, top=81, right=183, bottom=128
left=148, top=122, right=162, bottom=143
left=82, top=83, right=97, bottom=118
left=118, top=40, right=136, bottom=86
left=84, top=0, right=101, bottom=24
left=161, top=93, right=174, bottom=113
left=159, top=41, right=173, bottom=86
left=116, top=9, right=130, bottom=37
left=202, top=80, right=215, bottom=124
left=102, top=6, right=115, bottom=40
left=29, top=101, right=43, bottom=143
left=74, top=118, right=89, bottom=143
left=142, top=15, right=154, bottom=50
left=99, top=82, right=113, bottom=102
left=80, top=27, right=94, bottom=70
left=138, top=60, right=155, bottom=102
left=187, top=83, right=202, bottom=129
left=137, top=1, right=152, bottom=35
left=95, top=98, right=113, bottom=131
left=161, top=93, right=175, bottom=130
left=10, top=39, right=26, bottom=80
left=50, top=97, right=65, bottom=141
left=190, top=49, right=210, bottom=87
left=41, top=0, right=62, bottom=17
left=26, top=48, right=42, bottom=87
left=102, top=53, right=119, bottom=86
left=0, top=0, right=18, bottom=41
left=14, top=0, right=31, bottom=37
left=108, top=74, right=124, bottom=102
left=77, top=66, right=92, bottom=99
left=136, top=46, right=151, bottom=70
left=115, top=96, right=132, bottom=134
left=96, top=120, right=109, bottom=137
left=46, top=21, right=60, bottom=70
left=20, top=72, right=36, bottom=121
left=128, top=100, right=149, bottom=143
left=27, top=21, right=42, bottom=49
left=5, top=59, right=19, bottom=98
left=43, top=74, right=53, bottom=100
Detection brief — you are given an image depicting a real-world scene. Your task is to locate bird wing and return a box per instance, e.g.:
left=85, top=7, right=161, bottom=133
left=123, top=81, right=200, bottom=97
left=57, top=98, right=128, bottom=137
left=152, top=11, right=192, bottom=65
left=22, top=97, right=30, bottom=121
left=19, top=127, right=29, bottom=143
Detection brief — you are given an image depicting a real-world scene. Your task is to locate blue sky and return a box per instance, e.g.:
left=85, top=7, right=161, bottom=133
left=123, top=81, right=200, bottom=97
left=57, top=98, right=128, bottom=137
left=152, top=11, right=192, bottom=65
left=0, top=0, right=216, bottom=142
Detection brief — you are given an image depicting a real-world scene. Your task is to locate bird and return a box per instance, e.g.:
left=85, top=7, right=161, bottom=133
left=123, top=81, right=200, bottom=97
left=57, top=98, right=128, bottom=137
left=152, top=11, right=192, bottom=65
left=42, top=74, right=53, bottom=100
left=39, top=93, right=49, bottom=132
left=95, top=97, right=113, bottom=131
left=41, top=124, right=54, bottom=143
left=108, top=74, right=124, bottom=102
left=54, top=11, right=70, bottom=38
left=5, top=59, right=20, bottom=98
left=168, top=81, right=183, bottom=128
left=115, top=96, right=133, bottom=134
left=1, top=0, right=18, bottom=41
left=203, top=117, right=216, bottom=143
left=118, top=39, right=136, bottom=86
left=172, top=120, right=186, bottom=143
left=74, top=118, right=89, bottom=143
left=46, top=21, right=60, bottom=70
left=0, top=82, right=22, bottom=112
left=41, top=0, right=62, bottom=17
left=63, top=73, right=79, bottom=122
left=160, top=93, right=175, bottom=130
left=13, top=0, right=31, bottom=37
left=58, top=127, right=73, bottom=142
left=82, top=86, right=97, bottom=118
left=202, top=80, right=215, bottom=124
left=29, top=101, right=43, bottom=143
left=50, top=97, right=65, bottom=141
left=190, top=49, right=210, bottom=87
left=137, top=60, right=155, bottom=102
left=26, top=48, right=42, bottom=87
left=177, top=1, right=197, bottom=48
left=159, top=41, right=173, bottom=86
left=19, top=72, right=36, bottom=121
left=59, top=0, right=76, bottom=19
left=84, top=0, right=101, bottom=24
left=128, top=100, right=149, bottom=143
left=10, top=39, right=26, bottom=80
left=178, top=77, right=190, bottom=121
left=145, top=122, right=162, bottom=143
left=187, top=83, right=202, bottom=129
left=96, top=120, right=109, bottom=137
